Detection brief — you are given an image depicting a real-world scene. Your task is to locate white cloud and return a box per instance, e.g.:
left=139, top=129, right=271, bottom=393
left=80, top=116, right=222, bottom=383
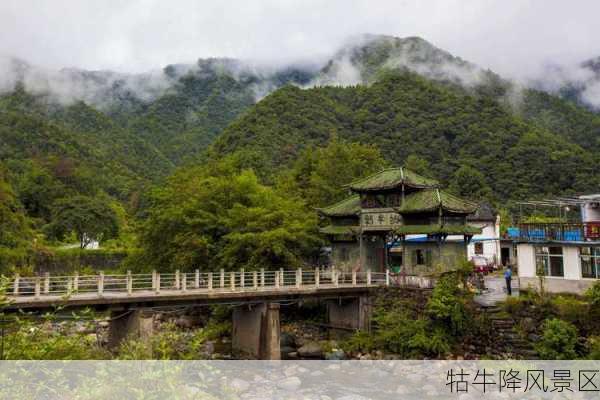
left=0, top=0, right=599, bottom=85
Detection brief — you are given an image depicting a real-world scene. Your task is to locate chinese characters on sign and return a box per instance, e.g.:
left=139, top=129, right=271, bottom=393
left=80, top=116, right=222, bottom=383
left=361, top=212, right=402, bottom=228
left=446, top=368, right=599, bottom=394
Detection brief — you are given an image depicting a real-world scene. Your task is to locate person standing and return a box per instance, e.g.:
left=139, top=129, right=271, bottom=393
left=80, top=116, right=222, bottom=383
left=504, top=266, right=512, bottom=295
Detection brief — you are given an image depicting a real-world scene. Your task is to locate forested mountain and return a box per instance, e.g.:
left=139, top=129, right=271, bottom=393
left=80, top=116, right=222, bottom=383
left=3, top=33, right=600, bottom=266
left=0, top=56, right=317, bottom=165
left=211, top=70, right=600, bottom=202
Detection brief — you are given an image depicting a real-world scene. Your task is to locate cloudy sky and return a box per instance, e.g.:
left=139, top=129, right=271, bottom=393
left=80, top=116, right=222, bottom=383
left=1, top=0, right=599, bottom=81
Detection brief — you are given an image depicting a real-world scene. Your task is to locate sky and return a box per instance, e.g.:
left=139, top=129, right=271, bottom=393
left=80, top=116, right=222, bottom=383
left=1, top=0, right=599, bottom=81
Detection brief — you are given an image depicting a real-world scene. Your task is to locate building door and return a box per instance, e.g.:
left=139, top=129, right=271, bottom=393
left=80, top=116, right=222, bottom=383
left=501, top=247, right=510, bottom=266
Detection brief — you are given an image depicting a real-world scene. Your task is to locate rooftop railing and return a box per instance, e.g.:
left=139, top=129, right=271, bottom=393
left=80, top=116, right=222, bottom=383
left=506, top=222, right=600, bottom=242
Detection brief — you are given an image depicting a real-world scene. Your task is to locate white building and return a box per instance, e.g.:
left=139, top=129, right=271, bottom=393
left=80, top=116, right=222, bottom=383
left=466, top=204, right=501, bottom=266
left=515, top=195, right=600, bottom=294
left=517, top=243, right=599, bottom=294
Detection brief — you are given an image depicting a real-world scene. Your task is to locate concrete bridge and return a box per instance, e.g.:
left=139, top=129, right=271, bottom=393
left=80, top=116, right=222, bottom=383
left=4, top=268, right=434, bottom=359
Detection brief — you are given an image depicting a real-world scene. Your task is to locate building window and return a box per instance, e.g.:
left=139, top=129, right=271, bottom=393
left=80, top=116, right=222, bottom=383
left=474, top=242, right=484, bottom=255
left=580, top=247, right=600, bottom=279
left=535, top=246, right=564, bottom=277
left=412, top=249, right=432, bottom=266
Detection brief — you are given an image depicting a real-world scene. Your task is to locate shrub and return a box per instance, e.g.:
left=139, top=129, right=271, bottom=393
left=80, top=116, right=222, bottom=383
left=408, top=328, right=451, bottom=357
left=585, top=281, right=600, bottom=307
left=502, top=296, right=529, bottom=315
left=535, top=318, right=579, bottom=360
left=426, top=273, right=470, bottom=335
left=587, top=336, right=600, bottom=360
left=551, top=296, right=589, bottom=328
left=341, top=331, right=376, bottom=354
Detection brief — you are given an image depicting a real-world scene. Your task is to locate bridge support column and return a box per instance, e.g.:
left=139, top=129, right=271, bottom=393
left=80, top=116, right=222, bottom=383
left=327, top=295, right=371, bottom=336
left=108, top=309, right=154, bottom=350
left=232, top=302, right=280, bottom=360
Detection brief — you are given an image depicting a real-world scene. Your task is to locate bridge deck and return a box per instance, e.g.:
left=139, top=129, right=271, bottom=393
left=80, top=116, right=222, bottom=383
left=4, top=269, right=434, bottom=310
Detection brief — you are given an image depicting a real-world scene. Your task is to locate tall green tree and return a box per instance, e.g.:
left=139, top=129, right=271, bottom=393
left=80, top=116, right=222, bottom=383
left=134, top=165, right=321, bottom=272
left=277, top=139, right=388, bottom=208
left=448, top=165, right=493, bottom=202
left=404, top=154, right=431, bottom=177
left=46, top=195, right=119, bottom=248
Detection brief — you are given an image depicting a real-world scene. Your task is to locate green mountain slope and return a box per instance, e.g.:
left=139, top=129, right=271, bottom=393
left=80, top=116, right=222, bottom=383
left=211, top=70, right=599, bottom=201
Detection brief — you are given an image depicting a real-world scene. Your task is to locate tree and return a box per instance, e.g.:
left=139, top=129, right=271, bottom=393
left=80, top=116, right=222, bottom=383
left=46, top=195, right=119, bottom=248
left=448, top=165, right=493, bottom=202
left=277, top=139, right=388, bottom=208
left=404, top=154, right=430, bottom=177
left=0, top=167, right=32, bottom=248
left=133, top=165, right=321, bottom=272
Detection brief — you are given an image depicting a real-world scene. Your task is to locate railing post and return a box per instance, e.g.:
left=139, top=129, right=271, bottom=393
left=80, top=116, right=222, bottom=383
left=260, top=268, right=265, bottom=287
left=155, top=273, right=161, bottom=294
left=73, top=272, right=79, bottom=292
left=220, top=269, right=225, bottom=289
left=182, top=273, right=187, bottom=292
left=240, top=268, right=245, bottom=289
left=352, top=270, right=357, bottom=286
left=44, top=272, right=50, bottom=294
left=280, top=268, right=284, bottom=286
left=315, top=267, right=320, bottom=288
left=334, top=269, right=339, bottom=287
left=253, top=271, right=258, bottom=289
left=367, top=269, right=372, bottom=285
left=13, top=274, right=19, bottom=295
left=275, top=271, right=280, bottom=288
left=208, top=272, right=213, bottom=290
left=195, top=269, right=200, bottom=289
left=152, top=270, right=157, bottom=291
left=67, top=275, right=73, bottom=293
left=127, top=270, right=133, bottom=295
left=34, top=276, right=41, bottom=299
left=386, top=269, right=390, bottom=286
left=98, top=271, right=104, bottom=296
left=175, top=270, right=180, bottom=290
left=296, top=268, right=302, bottom=288
left=230, top=271, right=236, bottom=291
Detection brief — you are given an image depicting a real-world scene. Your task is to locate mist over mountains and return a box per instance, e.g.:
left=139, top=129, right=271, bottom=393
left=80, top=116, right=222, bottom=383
left=1, top=34, right=600, bottom=195
left=3, top=34, right=598, bottom=110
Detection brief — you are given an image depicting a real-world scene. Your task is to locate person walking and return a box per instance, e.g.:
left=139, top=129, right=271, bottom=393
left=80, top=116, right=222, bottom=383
left=504, top=266, right=512, bottom=296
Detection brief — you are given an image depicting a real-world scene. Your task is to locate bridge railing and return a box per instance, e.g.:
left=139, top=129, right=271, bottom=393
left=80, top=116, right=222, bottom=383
left=4, top=268, right=434, bottom=300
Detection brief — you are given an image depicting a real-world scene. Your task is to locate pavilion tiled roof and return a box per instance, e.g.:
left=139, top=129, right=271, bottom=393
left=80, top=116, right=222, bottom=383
left=397, top=189, right=478, bottom=214
left=319, top=225, right=360, bottom=235
left=346, top=167, right=439, bottom=192
left=395, top=224, right=482, bottom=235
left=316, top=195, right=361, bottom=217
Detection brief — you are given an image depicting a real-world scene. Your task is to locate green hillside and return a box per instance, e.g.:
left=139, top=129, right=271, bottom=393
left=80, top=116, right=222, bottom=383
left=211, top=70, right=600, bottom=202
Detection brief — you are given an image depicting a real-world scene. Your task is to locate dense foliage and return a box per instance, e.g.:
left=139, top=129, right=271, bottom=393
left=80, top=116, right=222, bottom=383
left=342, top=270, right=479, bottom=359
left=130, top=157, right=322, bottom=272
left=276, top=138, right=388, bottom=207
left=211, top=71, right=600, bottom=203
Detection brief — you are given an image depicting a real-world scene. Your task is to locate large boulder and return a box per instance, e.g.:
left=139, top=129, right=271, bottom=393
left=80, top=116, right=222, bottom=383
left=297, top=341, right=323, bottom=358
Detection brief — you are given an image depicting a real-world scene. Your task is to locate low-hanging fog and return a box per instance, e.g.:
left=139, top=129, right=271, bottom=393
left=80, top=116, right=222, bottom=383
left=2, top=0, right=600, bottom=108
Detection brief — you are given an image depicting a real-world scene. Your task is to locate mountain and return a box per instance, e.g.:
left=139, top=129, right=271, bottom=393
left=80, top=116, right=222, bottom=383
left=210, top=70, right=599, bottom=202
left=2, top=33, right=600, bottom=228
left=0, top=56, right=319, bottom=165
left=314, top=35, right=495, bottom=88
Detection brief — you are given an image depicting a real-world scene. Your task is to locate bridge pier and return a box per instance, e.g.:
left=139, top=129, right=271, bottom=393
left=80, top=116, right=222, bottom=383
left=107, top=309, right=154, bottom=350
left=327, top=295, right=371, bottom=336
left=232, top=302, right=280, bottom=360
